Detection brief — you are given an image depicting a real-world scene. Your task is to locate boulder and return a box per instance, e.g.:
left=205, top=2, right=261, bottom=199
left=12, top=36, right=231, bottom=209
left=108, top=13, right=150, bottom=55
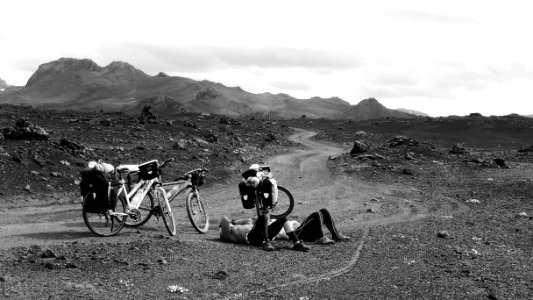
left=388, top=136, right=418, bottom=147
left=350, top=140, right=370, bottom=154
left=3, top=118, right=49, bottom=141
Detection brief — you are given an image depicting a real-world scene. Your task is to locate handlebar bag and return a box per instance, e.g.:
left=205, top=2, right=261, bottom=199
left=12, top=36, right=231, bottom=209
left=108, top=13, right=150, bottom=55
left=191, top=172, right=205, bottom=187
left=238, top=181, right=256, bottom=209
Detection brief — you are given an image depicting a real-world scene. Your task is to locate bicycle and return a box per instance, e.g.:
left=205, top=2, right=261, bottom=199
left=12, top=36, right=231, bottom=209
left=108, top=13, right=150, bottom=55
left=250, top=165, right=295, bottom=219
left=81, top=159, right=176, bottom=237
left=123, top=161, right=210, bottom=234
left=162, top=168, right=210, bottom=233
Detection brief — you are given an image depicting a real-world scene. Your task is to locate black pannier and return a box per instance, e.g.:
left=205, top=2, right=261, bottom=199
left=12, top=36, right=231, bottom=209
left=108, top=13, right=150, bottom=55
left=258, top=178, right=275, bottom=207
left=238, top=181, right=256, bottom=209
left=79, top=168, right=116, bottom=213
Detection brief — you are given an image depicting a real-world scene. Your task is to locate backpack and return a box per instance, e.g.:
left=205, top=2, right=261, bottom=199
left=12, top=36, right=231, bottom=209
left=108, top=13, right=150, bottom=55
left=79, top=167, right=117, bottom=213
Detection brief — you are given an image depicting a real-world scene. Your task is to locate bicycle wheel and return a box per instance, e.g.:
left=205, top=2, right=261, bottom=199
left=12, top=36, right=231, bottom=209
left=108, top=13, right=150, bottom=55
left=155, top=186, right=176, bottom=236
left=186, top=190, right=209, bottom=233
left=125, top=192, right=155, bottom=227
left=82, top=190, right=127, bottom=237
left=269, top=185, right=294, bottom=219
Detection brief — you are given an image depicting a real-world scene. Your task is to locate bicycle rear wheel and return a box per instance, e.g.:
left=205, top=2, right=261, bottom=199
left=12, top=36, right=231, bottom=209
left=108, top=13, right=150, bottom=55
left=125, top=192, right=155, bottom=227
left=186, top=190, right=209, bottom=233
left=269, top=185, right=294, bottom=219
left=82, top=190, right=127, bottom=237
left=155, top=186, right=177, bottom=236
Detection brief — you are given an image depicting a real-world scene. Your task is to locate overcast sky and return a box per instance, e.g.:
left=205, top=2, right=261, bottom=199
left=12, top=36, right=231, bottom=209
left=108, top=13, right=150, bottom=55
left=1, top=0, right=532, bottom=116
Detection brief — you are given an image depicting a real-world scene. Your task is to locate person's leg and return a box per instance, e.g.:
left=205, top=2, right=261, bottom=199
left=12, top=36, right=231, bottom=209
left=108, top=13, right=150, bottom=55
left=320, top=208, right=350, bottom=241
left=295, top=212, right=324, bottom=242
left=267, top=217, right=286, bottom=240
left=247, top=214, right=270, bottom=246
left=282, top=220, right=310, bottom=251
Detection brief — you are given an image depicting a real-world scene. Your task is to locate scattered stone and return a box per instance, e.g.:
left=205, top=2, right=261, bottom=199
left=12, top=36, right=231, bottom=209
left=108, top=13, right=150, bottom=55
left=24, top=185, right=31, bottom=192
left=50, top=172, right=61, bottom=178
left=3, top=118, right=49, bottom=141
left=167, top=285, right=189, bottom=293
left=41, top=248, right=58, bottom=258
left=437, top=230, right=449, bottom=238
left=354, top=131, right=368, bottom=138
left=139, top=105, right=157, bottom=124
left=157, top=258, right=168, bottom=265
left=265, top=133, right=276, bottom=142
left=366, top=208, right=376, bottom=213
left=59, top=138, right=84, bottom=151
left=466, top=199, right=481, bottom=204
left=388, top=136, right=418, bottom=147
left=402, top=168, right=414, bottom=175
left=212, top=270, right=229, bottom=280
left=99, top=119, right=112, bottom=126
left=493, top=158, right=507, bottom=168
left=350, top=140, right=370, bottom=155
left=449, top=143, right=466, bottom=154
left=517, top=212, right=528, bottom=217
left=30, top=171, right=40, bottom=176
left=405, top=152, right=414, bottom=160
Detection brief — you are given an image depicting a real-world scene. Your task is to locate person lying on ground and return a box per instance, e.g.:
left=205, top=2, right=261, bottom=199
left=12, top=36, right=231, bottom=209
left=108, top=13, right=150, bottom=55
left=219, top=208, right=349, bottom=250
left=220, top=213, right=311, bottom=252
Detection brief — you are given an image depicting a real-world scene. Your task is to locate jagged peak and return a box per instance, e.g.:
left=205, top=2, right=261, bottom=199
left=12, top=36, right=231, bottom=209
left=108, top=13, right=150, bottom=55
left=104, top=61, right=136, bottom=70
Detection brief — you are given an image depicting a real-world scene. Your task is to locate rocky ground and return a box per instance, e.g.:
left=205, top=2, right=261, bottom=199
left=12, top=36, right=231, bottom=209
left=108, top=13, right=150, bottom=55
left=0, top=107, right=532, bottom=299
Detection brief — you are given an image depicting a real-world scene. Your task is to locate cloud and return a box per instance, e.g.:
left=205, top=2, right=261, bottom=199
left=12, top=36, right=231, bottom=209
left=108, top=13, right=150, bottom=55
left=270, top=81, right=312, bottom=91
left=97, top=43, right=363, bottom=75
left=386, top=9, right=476, bottom=24
left=358, top=60, right=533, bottom=101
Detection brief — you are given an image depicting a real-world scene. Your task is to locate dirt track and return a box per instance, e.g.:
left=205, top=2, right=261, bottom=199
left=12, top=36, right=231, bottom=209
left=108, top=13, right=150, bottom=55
left=0, top=127, right=484, bottom=300
left=0, top=128, right=433, bottom=249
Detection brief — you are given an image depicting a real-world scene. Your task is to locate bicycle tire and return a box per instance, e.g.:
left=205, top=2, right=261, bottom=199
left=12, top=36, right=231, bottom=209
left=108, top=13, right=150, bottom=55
left=124, top=191, right=155, bottom=227
left=82, top=190, right=127, bottom=237
left=186, top=190, right=209, bottom=233
left=269, top=185, right=294, bottom=219
left=155, top=186, right=177, bottom=236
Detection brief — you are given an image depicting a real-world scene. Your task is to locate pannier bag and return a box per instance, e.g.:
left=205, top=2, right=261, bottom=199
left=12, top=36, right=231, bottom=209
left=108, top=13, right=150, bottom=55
left=139, top=160, right=159, bottom=180
left=79, top=167, right=117, bottom=213
left=258, top=178, right=278, bottom=208
left=239, top=181, right=256, bottom=209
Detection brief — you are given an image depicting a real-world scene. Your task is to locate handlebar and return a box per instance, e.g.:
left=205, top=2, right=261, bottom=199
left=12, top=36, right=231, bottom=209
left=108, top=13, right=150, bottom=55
left=159, top=158, right=174, bottom=169
left=174, top=168, right=208, bottom=181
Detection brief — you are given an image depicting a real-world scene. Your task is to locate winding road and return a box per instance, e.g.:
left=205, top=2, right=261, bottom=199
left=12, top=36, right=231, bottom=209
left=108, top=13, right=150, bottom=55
left=0, top=128, right=433, bottom=249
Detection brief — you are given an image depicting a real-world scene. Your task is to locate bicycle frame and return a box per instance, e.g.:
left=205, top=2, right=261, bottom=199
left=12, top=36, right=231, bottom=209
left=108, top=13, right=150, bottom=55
left=116, top=175, right=158, bottom=211
left=162, top=180, right=191, bottom=204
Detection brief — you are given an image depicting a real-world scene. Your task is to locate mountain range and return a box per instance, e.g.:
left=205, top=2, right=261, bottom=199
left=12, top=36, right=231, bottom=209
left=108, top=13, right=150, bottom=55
left=0, top=58, right=423, bottom=120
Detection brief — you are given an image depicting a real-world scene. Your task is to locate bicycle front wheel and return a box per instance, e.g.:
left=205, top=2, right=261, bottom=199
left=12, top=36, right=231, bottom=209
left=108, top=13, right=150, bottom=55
left=269, top=185, right=294, bottom=219
left=155, top=186, right=177, bottom=236
left=125, top=192, right=155, bottom=227
left=82, top=190, right=127, bottom=237
left=186, top=190, right=209, bottom=233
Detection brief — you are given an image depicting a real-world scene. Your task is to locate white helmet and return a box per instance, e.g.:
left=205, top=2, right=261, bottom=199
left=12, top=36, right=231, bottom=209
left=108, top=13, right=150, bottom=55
left=249, top=164, right=260, bottom=171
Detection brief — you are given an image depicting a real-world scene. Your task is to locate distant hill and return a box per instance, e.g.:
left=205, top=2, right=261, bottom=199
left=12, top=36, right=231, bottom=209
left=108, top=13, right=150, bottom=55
left=0, top=57, right=422, bottom=120
left=340, top=98, right=417, bottom=120
left=396, top=108, right=429, bottom=117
